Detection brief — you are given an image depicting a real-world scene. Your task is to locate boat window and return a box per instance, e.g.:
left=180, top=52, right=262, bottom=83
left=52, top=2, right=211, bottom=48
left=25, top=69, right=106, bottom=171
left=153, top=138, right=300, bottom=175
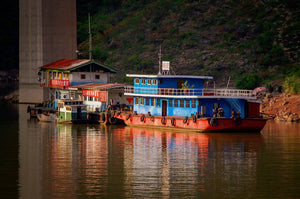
left=169, top=99, right=173, bottom=107
left=174, top=99, right=178, bottom=107
left=89, top=97, right=93, bottom=101
left=80, top=74, right=86, bottom=79
left=66, top=107, right=72, bottom=111
left=151, top=98, right=155, bottom=106
left=156, top=98, right=160, bottom=107
left=140, top=98, right=144, bottom=105
left=145, top=98, right=150, bottom=106
left=141, top=79, right=145, bottom=85
left=135, top=78, right=139, bottom=84
left=53, top=72, right=57, bottom=79
left=180, top=100, right=184, bottom=107
left=95, top=74, right=100, bottom=80
left=147, top=79, right=151, bottom=85
left=186, top=100, right=190, bottom=108
left=152, top=79, right=157, bottom=85
left=191, top=100, right=196, bottom=108
left=64, top=73, right=69, bottom=80
left=135, top=97, right=139, bottom=105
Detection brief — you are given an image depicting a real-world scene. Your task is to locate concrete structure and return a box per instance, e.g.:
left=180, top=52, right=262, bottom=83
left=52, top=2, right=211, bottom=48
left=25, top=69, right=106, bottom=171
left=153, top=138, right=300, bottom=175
left=19, top=0, right=77, bottom=103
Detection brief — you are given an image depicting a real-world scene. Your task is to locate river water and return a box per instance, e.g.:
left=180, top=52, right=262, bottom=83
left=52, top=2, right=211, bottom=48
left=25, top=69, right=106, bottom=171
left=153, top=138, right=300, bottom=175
left=0, top=103, right=300, bottom=199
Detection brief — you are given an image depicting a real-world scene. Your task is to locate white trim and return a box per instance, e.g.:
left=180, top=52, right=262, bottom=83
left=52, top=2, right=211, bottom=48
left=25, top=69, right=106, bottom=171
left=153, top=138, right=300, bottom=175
left=124, top=93, right=257, bottom=100
left=126, top=74, right=213, bottom=79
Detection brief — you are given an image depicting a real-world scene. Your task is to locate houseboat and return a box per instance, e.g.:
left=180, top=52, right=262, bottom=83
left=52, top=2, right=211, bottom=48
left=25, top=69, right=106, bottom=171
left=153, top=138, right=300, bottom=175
left=28, top=58, right=130, bottom=123
left=114, top=63, right=267, bottom=132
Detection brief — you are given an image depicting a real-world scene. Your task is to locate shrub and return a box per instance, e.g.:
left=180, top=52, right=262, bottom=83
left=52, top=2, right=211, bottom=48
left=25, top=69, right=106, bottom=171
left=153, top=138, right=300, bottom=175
left=235, top=73, right=263, bottom=89
left=93, top=47, right=109, bottom=61
left=283, top=75, right=300, bottom=94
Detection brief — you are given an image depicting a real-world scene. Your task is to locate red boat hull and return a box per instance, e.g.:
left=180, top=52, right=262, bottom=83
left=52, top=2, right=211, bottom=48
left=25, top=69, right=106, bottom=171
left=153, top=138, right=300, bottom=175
left=115, top=113, right=267, bottom=132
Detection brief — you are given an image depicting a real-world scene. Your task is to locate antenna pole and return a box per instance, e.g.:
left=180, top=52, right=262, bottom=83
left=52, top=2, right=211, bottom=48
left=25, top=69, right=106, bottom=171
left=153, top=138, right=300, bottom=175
left=88, top=13, right=92, bottom=60
left=158, top=46, right=162, bottom=75
left=226, top=76, right=231, bottom=89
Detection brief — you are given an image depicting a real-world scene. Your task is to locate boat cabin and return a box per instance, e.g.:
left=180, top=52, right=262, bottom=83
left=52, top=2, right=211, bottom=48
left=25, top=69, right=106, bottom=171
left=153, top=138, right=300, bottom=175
left=57, top=99, right=87, bottom=122
left=38, top=59, right=122, bottom=111
left=125, top=74, right=259, bottom=119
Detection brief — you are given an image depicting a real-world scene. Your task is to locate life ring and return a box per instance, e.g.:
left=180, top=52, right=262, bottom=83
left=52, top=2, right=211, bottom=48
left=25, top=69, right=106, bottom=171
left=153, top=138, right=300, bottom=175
left=140, top=114, right=145, bottom=122
left=101, top=113, right=106, bottom=122
left=161, top=117, right=166, bottom=124
left=193, top=116, right=197, bottom=123
left=234, top=117, right=242, bottom=126
left=183, top=117, right=188, bottom=124
left=210, top=118, right=218, bottom=126
left=150, top=116, right=155, bottom=122
left=126, top=114, right=131, bottom=120
left=109, top=117, right=118, bottom=125
left=171, top=118, right=175, bottom=126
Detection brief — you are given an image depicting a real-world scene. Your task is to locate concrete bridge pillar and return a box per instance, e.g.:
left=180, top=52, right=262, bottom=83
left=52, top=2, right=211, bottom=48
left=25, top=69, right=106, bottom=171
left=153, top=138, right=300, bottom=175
left=19, top=0, right=77, bottom=103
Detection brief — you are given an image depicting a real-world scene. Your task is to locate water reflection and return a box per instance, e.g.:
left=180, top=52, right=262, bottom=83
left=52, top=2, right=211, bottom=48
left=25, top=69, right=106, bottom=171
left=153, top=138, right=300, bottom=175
left=18, top=115, right=264, bottom=198
left=119, top=128, right=263, bottom=198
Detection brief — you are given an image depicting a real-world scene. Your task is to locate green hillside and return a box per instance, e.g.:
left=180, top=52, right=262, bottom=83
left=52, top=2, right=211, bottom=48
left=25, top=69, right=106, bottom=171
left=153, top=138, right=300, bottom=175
left=77, top=0, right=300, bottom=92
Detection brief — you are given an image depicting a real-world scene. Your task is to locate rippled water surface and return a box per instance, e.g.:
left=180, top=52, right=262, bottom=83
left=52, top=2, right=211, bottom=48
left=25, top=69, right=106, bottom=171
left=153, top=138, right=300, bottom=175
left=0, top=104, right=300, bottom=198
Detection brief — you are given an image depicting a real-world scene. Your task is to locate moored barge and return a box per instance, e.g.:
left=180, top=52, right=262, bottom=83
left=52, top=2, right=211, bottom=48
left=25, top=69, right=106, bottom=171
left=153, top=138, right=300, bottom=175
left=114, top=62, right=267, bottom=132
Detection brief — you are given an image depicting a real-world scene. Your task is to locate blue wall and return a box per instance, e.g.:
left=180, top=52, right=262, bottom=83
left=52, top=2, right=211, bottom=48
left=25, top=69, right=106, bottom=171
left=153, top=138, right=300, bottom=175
left=132, top=77, right=246, bottom=118
left=134, top=97, right=246, bottom=118
left=134, top=78, right=158, bottom=94
left=134, top=97, right=198, bottom=117
left=134, top=77, right=204, bottom=94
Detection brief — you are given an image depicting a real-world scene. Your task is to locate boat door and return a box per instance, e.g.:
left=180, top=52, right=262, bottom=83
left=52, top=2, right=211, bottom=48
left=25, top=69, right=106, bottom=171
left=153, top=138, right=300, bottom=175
left=77, top=106, right=82, bottom=119
left=162, top=100, right=167, bottom=116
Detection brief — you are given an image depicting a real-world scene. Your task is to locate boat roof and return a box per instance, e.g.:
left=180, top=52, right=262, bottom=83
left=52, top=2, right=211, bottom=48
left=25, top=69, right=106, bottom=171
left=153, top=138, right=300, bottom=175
left=126, top=74, right=213, bottom=80
left=70, top=83, right=125, bottom=90
left=39, top=59, right=117, bottom=73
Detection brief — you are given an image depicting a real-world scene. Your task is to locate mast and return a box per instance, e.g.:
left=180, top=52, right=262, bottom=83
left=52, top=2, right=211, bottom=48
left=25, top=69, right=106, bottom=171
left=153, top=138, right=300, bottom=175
left=88, top=13, right=92, bottom=60
left=158, top=46, right=162, bottom=75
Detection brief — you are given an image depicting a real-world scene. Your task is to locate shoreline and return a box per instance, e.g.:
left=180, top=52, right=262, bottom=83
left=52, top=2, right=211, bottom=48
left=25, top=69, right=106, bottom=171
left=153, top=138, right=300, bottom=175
left=2, top=89, right=299, bottom=123
left=261, top=93, right=300, bottom=122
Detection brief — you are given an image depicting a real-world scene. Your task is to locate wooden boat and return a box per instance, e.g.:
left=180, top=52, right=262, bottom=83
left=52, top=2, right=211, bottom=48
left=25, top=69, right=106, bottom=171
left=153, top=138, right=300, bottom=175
left=33, top=99, right=88, bottom=123
left=37, top=112, right=58, bottom=122
left=27, top=104, right=57, bottom=118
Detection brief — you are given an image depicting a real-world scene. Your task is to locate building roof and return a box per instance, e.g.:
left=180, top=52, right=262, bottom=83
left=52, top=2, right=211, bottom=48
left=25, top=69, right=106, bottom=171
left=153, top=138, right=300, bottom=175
left=70, top=83, right=125, bottom=90
left=39, top=59, right=117, bottom=73
left=126, top=74, right=213, bottom=80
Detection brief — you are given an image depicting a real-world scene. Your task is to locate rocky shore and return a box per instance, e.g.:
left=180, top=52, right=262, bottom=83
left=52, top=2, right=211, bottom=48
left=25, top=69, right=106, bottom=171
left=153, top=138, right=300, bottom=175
left=261, top=93, right=300, bottom=122
left=0, top=90, right=19, bottom=104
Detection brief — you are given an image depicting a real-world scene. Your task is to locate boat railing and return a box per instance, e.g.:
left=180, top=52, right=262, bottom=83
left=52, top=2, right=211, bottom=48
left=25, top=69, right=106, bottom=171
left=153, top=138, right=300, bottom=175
left=124, top=86, right=255, bottom=98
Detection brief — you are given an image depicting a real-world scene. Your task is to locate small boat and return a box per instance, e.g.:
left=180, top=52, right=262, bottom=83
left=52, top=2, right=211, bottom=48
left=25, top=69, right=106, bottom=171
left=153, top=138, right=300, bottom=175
left=37, top=112, right=58, bottom=122
left=114, top=53, right=267, bottom=132
left=27, top=104, right=57, bottom=118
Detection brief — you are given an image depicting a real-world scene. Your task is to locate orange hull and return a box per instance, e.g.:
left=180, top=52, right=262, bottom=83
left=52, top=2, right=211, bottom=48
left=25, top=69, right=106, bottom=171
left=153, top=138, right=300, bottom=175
left=115, top=113, right=267, bottom=132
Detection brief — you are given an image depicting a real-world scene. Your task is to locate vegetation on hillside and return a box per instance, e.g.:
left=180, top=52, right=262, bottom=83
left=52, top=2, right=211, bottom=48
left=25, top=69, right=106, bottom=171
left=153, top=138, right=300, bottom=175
left=76, top=0, right=299, bottom=91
